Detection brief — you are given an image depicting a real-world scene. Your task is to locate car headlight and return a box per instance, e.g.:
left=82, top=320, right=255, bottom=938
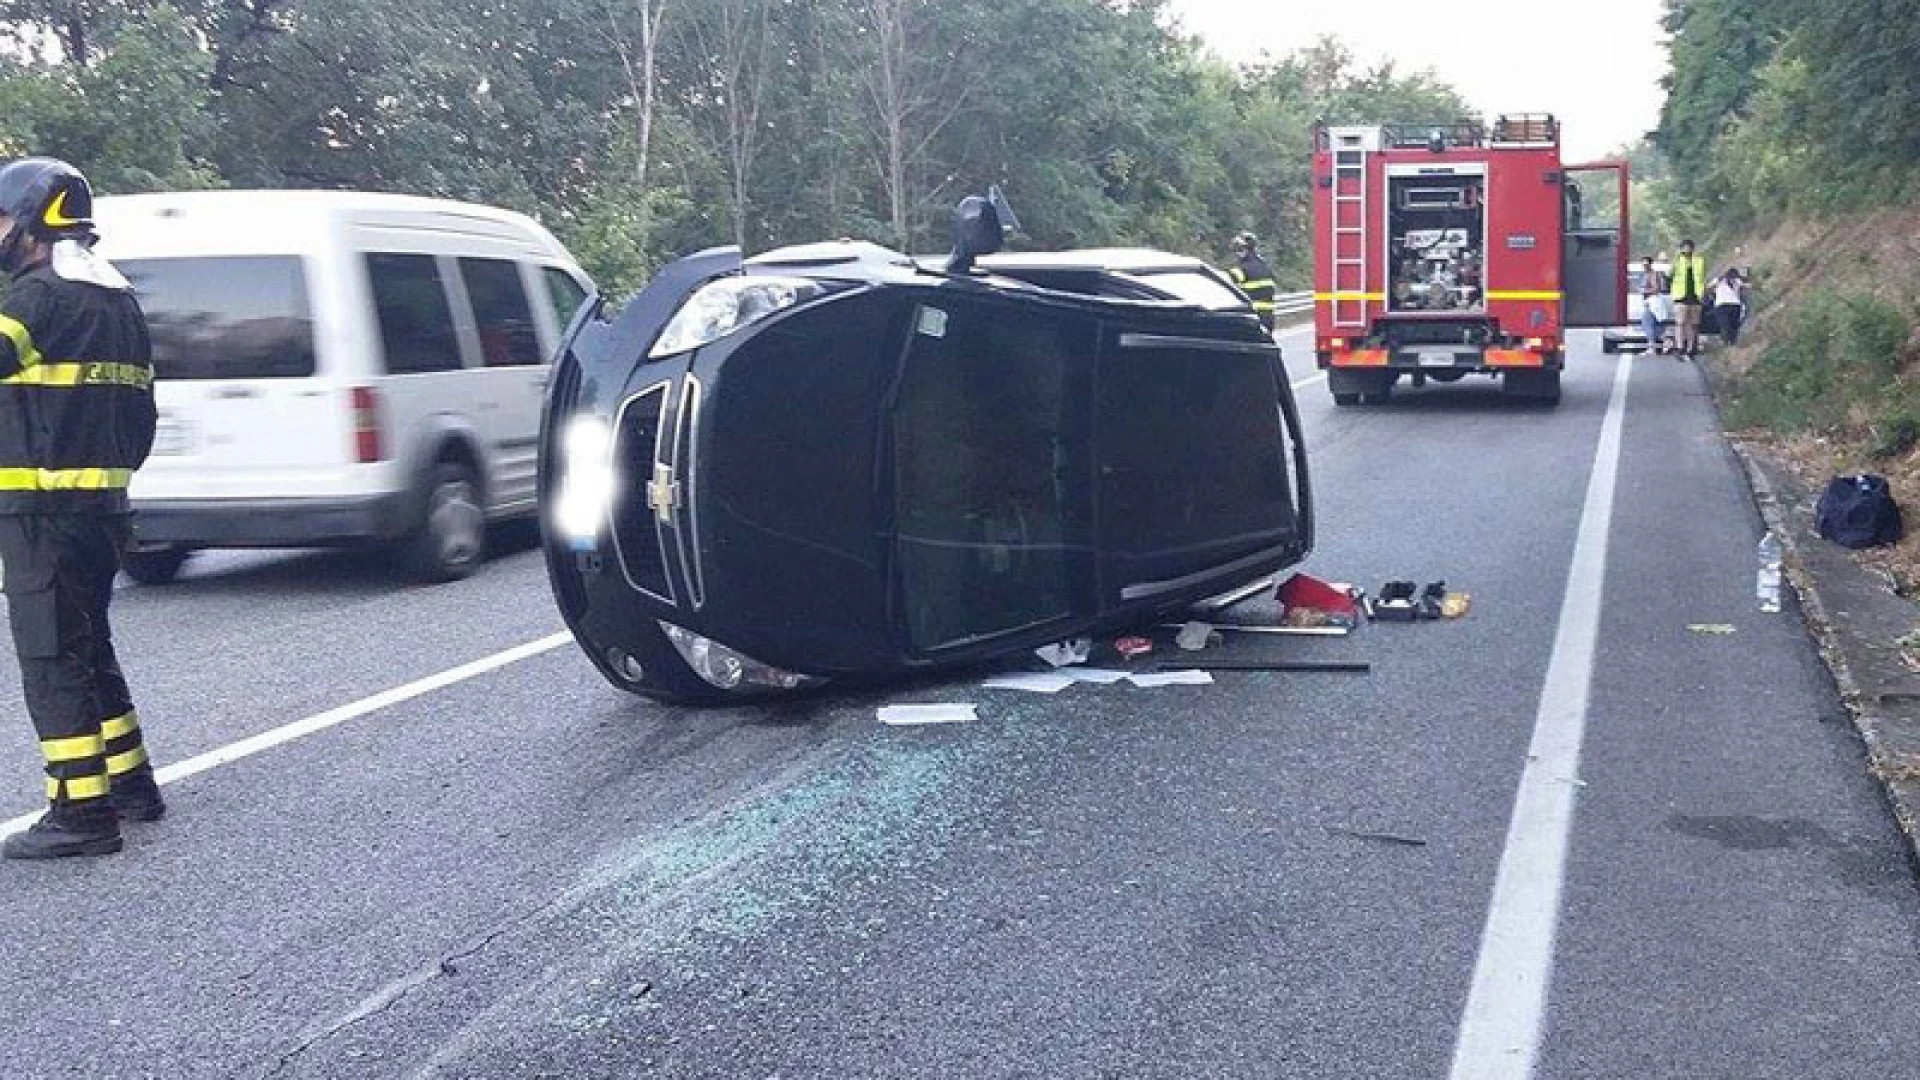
left=660, top=622, right=822, bottom=693
left=648, top=275, right=823, bottom=357
left=553, top=413, right=615, bottom=547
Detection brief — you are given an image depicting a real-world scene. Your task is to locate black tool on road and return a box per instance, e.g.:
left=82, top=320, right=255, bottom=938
left=1375, top=581, right=1419, bottom=622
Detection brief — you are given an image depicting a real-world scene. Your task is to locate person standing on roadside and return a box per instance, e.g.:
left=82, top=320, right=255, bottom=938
left=1669, top=239, right=1708, bottom=359
left=0, top=157, right=163, bottom=861
left=1713, top=267, right=1748, bottom=347
left=1637, top=255, right=1668, bottom=354
left=1227, top=232, right=1278, bottom=332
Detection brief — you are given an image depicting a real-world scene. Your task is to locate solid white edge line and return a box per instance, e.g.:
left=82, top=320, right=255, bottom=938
left=0, top=631, right=574, bottom=840
left=1448, top=355, right=1633, bottom=1079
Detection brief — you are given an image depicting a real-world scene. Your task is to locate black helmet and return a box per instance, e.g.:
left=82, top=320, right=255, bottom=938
left=0, top=157, right=94, bottom=242
left=1232, top=231, right=1257, bottom=252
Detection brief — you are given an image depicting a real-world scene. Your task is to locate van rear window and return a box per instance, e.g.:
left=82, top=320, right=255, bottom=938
left=118, top=256, right=317, bottom=379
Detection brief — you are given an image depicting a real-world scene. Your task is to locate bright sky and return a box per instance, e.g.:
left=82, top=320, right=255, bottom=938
left=1165, top=0, right=1671, bottom=161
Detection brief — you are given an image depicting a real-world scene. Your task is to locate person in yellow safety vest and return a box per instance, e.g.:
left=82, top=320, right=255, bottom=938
left=1227, top=232, right=1278, bottom=331
left=0, top=157, right=164, bottom=860
left=1668, top=239, right=1708, bottom=360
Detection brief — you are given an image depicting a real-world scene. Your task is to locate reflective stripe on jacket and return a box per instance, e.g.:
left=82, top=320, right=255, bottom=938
left=0, top=265, right=156, bottom=513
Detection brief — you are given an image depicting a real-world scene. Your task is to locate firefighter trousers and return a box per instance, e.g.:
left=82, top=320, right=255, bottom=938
left=0, top=514, right=150, bottom=807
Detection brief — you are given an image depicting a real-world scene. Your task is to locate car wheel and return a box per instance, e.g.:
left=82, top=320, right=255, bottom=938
left=121, top=548, right=191, bottom=586
left=407, top=462, right=487, bottom=582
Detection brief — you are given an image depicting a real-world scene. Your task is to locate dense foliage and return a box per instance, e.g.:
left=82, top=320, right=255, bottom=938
left=0, top=0, right=1468, bottom=293
left=1657, top=0, right=1920, bottom=224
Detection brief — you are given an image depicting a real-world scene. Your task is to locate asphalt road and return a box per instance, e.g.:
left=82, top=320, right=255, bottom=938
left=2, top=328, right=1917, bottom=1079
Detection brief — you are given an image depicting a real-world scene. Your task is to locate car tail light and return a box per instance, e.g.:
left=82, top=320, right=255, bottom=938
left=350, top=386, right=384, bottom=462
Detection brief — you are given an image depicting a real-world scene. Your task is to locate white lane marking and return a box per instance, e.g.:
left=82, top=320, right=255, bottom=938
left=1, top=632, right=573, bottom=839
left=1449, top=356, right=1633, bottom=1078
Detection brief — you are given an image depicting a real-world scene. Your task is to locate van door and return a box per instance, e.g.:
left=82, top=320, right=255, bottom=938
left=363, top=251, right=485, bottom=506
left=1562, top=161, right=1631, bottom=328
left=120, top=255, right=352, bottom=502
left=452, top=256, right=549, bottom=515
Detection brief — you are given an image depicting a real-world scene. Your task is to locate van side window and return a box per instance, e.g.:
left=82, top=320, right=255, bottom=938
left=366, top=253, right=462, bottom=375
left=459, top=257, right=542, bottom=368
left=543, top=268, right=588, bottom=328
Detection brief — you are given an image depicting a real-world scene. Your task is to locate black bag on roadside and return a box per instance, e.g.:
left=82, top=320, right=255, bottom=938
left=1814, top=474, right=1904, bottom=549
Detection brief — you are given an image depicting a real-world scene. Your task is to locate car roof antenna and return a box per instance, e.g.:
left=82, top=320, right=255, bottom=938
left=944, top=184, right=1020, bottom=275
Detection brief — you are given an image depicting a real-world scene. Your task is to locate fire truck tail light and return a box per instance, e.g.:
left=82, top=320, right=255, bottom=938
left=350, top=386, right=384, bottom=463
left=1526, top=337, right=1547, bottom=349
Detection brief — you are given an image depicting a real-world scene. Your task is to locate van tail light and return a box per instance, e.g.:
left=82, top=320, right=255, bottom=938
left=350, top=386, right=384, bottom=462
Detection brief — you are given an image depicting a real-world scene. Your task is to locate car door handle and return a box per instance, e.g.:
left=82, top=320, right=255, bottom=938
left=212, top=387, right=260, bottom=400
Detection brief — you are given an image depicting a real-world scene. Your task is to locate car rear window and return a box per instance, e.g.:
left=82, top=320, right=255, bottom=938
left=119, top=255, right=317, bottom=380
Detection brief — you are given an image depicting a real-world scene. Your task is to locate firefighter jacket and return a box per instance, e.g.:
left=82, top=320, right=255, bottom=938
left=0, top=262, right=156, bottom=514
left=1229, top=254, right=1278, bottom=327
left=1669, top=254, right=1708, bottom=305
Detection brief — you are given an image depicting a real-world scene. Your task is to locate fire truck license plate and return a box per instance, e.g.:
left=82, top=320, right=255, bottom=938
left=1418, top=351, right=1456, bottom=367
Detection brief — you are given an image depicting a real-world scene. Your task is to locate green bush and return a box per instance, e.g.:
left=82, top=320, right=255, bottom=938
left=1728, top=288, right=1914, bottom=436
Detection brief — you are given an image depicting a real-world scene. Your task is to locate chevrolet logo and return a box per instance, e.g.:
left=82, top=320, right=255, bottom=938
left=646, top=463, right=679, bottom=523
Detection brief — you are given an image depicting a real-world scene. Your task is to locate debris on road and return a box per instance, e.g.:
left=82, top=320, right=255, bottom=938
left=1376, top=581, right=1419, bottom=621
left=1328, top=827, right=1427, bottom=847
left=982, top=672, right=1079, bottom=694
left=878, top=704, right=978, bottom=726
left=1126, top=670, right=1214, bottom=688
left=1175, top=621, right=1221, bottom=651
left=1180, top=661, right=1372, bottom=673
left=1035, top=637, right=1094, bottom=667
left=1114, top=636, right=1154, bottom=658
left=1276, top=572, right=1361, bottom=628
left=1440, top=591, right=1472, bottom=619
left=1687, top=623, right=1738, bottom=635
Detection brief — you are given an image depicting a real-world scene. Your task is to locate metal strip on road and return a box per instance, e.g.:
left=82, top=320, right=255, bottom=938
left=0, top=631, right=574, bottom=840
left=1448, top=356, right=1633, bottom=1079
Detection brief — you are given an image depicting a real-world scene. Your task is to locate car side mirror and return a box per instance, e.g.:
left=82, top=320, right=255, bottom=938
left=945, top=184, right=1020, bottom=274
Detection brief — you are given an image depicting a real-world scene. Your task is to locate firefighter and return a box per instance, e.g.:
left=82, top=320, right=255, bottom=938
left=1227, top=232, right=1278, bottom=331
left=0, top=156, right=162, bottom=860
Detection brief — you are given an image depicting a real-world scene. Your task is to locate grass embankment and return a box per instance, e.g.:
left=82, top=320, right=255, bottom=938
left=1712, top=208, right=1920, bottom=587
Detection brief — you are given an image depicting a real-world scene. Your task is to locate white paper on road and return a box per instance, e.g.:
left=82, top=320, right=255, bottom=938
left=1127, top=670, right=1214, bottom=688
left=1065, top=668, right=1132, bottom=685
left=983, top=671, right=1080, bottom=693
left=877, top=703, right=978, bottom=725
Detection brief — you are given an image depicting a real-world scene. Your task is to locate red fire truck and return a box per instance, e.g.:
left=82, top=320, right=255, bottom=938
left=1311, top=114, right=1629, bottom=407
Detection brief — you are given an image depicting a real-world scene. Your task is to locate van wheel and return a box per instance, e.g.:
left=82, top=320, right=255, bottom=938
left=407, top=463, right=486, bottom=582
left=121, top=548, right=191, bottom=586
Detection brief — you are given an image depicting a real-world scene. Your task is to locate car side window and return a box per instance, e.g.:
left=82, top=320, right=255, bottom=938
left=459, top=257, right=543, bottom=368
left=543, top=267, right=588, bottom=329
left=366, top=253, right=462, bottom=375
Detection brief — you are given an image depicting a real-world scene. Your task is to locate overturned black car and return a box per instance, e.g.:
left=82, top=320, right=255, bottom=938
left=539, top=192, right=1314, bottom=704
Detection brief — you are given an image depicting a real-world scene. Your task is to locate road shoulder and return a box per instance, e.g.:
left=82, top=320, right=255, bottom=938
left=1717, top=419, right=1920, bottom=862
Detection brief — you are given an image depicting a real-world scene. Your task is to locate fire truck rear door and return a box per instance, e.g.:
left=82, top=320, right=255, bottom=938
left=1561, top=161, right=1630, bottom=328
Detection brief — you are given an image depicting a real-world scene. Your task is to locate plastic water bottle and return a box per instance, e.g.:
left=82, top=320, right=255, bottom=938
left=1757, top=531, right=1783, bottom=613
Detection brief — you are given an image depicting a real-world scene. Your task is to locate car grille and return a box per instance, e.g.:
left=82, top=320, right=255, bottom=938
left=610, top=383, right=674, bottom=601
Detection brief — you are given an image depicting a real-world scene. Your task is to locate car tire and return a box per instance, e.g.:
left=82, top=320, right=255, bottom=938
left=121, top=548, right=191, bottom=586
left=406, top=462, right=487, bottom=582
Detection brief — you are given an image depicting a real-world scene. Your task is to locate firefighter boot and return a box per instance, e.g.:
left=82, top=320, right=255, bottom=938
left=109, top=766, right=166, bottom=823
left=3, top=801, right=123, bottom=860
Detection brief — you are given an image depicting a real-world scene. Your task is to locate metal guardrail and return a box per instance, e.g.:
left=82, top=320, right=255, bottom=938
left=1273, top=291, right=1313, bottom=319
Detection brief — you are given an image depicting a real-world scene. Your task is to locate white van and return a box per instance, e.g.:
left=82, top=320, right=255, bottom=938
left=90, top=191, right=594, bottom=584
